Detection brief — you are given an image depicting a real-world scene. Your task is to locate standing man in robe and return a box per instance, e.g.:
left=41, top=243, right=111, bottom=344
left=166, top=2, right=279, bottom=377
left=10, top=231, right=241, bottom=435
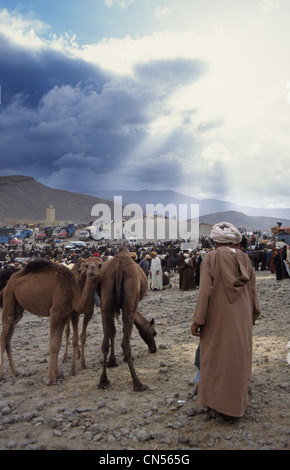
left=191, top=222, right=261, bottom=419
left=149, top=251, right=163, bottom=290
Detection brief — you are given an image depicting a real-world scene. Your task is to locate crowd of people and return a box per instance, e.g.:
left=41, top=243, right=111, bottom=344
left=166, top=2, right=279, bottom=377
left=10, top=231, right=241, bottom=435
left=0, top=230, right=290, bottom=287
left=0, top=237, right=196, bottom=291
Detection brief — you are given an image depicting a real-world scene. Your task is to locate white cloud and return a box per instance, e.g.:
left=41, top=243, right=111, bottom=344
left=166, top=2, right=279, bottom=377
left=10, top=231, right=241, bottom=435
left=259, top=0, right=280, bottom=14
left=154, top=6, right=171, bottom=18
left=0, top=8, right=47, bottom=49
left=201, top=143, right=232, bottom=166
left=105, top=0, right=135, bottom=8
left=0, top=8, right=81, bottom=56
left=77, top=31, right=201, bottom=76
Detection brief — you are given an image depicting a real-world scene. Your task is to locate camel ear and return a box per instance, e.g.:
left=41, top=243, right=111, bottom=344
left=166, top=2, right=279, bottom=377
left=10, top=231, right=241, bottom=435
left=150, top=318, right=155, bottom=325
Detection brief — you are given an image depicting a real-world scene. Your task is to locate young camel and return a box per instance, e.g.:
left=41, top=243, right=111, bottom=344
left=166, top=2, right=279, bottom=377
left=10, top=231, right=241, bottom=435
left=0, top=258, right=102, bottom=384
left=97, top=247, right=150, bottom=392
left=63, top=257, right=103, bottom=369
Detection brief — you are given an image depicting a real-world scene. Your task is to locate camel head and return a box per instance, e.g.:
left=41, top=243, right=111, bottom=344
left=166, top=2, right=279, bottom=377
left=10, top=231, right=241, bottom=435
left=80, top=257, right=103, bottom=284
left=146, top=318, right=157, bottom=353
left=136, top=317, right=157, bottom=354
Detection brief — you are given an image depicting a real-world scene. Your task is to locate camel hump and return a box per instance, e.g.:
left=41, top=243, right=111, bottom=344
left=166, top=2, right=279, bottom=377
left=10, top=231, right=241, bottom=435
left=18, top=259, right=55, bottom=277
left=55, top=263, right=76, bottom=283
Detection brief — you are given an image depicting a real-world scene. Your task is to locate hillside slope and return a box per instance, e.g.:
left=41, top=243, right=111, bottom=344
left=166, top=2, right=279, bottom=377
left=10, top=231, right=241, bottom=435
left=0, top=175, right=113, bottom=224
left=199, top=210, right=290, bottom=233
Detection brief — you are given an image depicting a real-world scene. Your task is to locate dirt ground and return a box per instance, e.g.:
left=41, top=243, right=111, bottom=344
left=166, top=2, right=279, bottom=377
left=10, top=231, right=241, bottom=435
left=0, top=270, right=289, bottom=451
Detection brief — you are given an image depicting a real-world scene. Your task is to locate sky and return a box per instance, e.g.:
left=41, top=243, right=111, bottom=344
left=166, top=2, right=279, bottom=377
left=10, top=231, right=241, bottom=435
left=0, top=0, right=290, bottom=209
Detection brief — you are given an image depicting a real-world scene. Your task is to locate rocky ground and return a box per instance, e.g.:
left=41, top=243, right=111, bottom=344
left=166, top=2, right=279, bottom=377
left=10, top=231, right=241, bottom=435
left=0, top=270, right=289, bottom=451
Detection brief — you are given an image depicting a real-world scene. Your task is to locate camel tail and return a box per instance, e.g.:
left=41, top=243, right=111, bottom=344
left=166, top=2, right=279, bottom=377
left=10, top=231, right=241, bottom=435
left=115, top=259, right=125, bottom=315
left=0, top=289, right=3, bottom=308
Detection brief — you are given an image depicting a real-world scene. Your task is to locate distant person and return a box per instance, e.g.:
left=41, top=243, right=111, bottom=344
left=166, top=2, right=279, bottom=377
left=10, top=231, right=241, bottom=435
left=274, top=248, right=288, bottom=280
left=269, top=247, right=277, bottom=273
left=177, top=252, right=196, bottom=291
left=149, top=251, right=163, bottom=290
left=139, top=254, right=150, bottom=278
left=177, top=252, right=185, bottom=289
left=191, top=222, right=261, bottom=419
left=162, top=267, right=172, bottom=289
left=237, top=235, right=248, bottom=252
left=282, top=245, right=290, bottom=278
left=287, top=246, right=290, bottom=265
left=195, top=251, right=206, bottom=287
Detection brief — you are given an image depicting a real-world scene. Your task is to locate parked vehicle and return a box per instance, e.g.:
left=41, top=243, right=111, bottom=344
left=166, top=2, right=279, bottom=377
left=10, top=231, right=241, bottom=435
left=35, top=231, right=46, bottom=241
left=35, top=226, right=53, bottom=242
left=0, top=236, right=22, bottom=245
left=271, top=225, right=290, bottom=245
left=79, top=230, right=91, bottom=241
left=58, top=224, right=76, bottom=238
left=0, top=227, right=22, bottom=245
left=16, top=229, right=32, bottom=239
left=128, top=236, right=138, bottom=246
left=66, top=241, right=86, bottom=249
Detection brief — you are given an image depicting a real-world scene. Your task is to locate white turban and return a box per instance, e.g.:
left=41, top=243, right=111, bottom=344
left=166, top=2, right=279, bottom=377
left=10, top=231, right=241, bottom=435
left=210, top=222, right=242, bottom=245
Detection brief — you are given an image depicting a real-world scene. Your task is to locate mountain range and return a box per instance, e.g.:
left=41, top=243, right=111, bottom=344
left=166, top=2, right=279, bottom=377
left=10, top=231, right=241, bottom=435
left=85, top=189, right=290, bottom=219
left=1, top=175, right=290, bottom=233
left=76, top=189, right=290, bottom=232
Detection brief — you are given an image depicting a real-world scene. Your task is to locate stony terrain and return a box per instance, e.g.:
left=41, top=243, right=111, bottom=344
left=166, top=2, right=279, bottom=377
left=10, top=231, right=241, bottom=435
left=0, top=271, right=289, bottom=451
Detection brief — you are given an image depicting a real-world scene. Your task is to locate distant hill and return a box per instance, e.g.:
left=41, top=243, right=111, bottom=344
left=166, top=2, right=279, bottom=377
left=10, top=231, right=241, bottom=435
left=82, top=189, right=241, bottom=216
left=0, top=175, right=114, bottom=224
left=1, top=175, right=290, bottom=232
left=83, top=188, right=290, bottom=220
left=199, top=210, right=290, bottom=233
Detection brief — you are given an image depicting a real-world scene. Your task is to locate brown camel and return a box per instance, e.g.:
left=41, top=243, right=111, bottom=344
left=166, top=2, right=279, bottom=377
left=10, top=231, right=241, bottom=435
left=63, top=257, right=103, bottom=369
left=0, top=258, right=101, bottom=384
left=64, top=258, right=157, bottom=367
left=96, top=247, right=150, bottom=391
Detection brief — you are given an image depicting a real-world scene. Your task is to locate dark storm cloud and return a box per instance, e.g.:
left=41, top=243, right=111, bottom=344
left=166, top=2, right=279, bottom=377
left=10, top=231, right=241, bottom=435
left=0, top=33, right=109, bottom=107
left=0, top=36, right=208, bottom=192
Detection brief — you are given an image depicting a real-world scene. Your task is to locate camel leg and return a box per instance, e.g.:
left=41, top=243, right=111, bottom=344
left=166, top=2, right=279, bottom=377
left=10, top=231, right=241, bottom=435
left=47, top=309, right=68, bottom=385
left=5, top=305, right=24, bottom=377
left=62, top=319, right=70, bottom=363
left=121, top=308, right=148, bottom=392
left=63, top=317, right=81, bottom=364
left=70, top=311, right=79, bottom=376
left=98, top=309, right=113, bottom=389
left=79, top=308, right=93, bottom=369
left=107, top=320, right=118, bottom=368
left=0, top=302, right=23, bottom=380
